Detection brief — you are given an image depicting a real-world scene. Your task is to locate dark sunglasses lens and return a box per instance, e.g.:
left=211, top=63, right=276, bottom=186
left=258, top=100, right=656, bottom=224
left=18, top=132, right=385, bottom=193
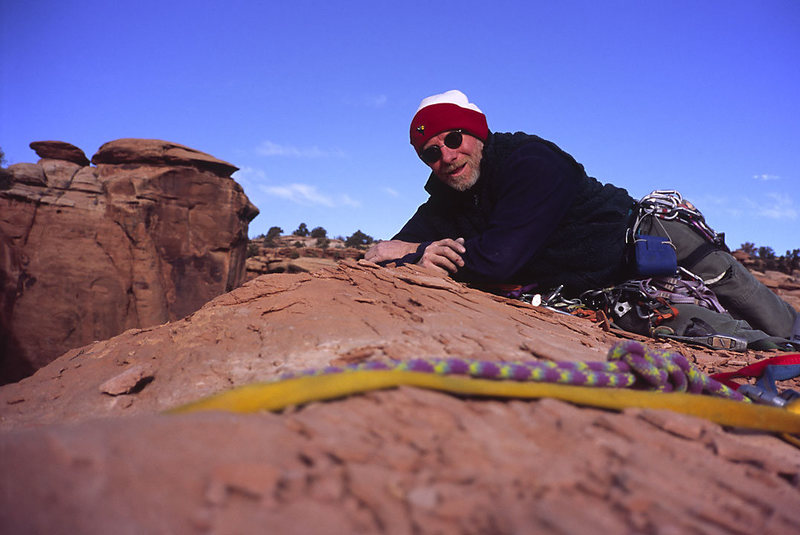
left=421, top=146, right=441, bottom=164
left=444, top=131, right=463, bottom=149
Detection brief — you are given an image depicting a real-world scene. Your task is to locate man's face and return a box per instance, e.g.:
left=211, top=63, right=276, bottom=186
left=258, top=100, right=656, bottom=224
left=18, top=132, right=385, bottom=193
left=422, top=131, right=484, bottom=192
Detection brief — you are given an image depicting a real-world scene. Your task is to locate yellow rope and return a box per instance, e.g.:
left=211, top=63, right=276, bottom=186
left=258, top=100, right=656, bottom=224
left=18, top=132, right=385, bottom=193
left=169, top=370, right=800, bottom=434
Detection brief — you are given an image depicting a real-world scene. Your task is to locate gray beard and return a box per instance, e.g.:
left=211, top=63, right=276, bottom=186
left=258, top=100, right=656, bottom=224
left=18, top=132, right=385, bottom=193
left=446, top=166, right=480, bottom=192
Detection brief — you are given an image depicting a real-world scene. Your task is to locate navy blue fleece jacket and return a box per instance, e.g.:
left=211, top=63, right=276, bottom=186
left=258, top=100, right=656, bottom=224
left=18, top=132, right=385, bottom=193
left=392, top=132, right=636, bottom=293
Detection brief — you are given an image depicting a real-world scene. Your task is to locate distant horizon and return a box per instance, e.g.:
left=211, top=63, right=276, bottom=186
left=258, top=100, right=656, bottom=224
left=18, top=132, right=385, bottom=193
left=3, top=136, right=798, bottom=255
left=3, top=1, right=797, bottom=253
left=249, top=222, right=800, bottom=256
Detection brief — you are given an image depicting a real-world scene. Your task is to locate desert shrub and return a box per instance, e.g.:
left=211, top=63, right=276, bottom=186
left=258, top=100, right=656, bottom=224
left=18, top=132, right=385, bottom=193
left=293, top=223, right=309, bottom=237
left=246, top=242, right=260, bottom=258
left=265, top=226, right=283, bottom=246
left=741, top=242, right=799, bottom=273
left=316, top=237, right=330, bottom=249
left=344, top=230, right=374, bottom=248
left=740, top=242, right=756, bottom=255
left=757, top=246, right=776, bottom=261
left=310, top=226, right=327, bottom=239
left=0, top=147, right=10, bottom=188
left=781, top=249, right=800, bottom=272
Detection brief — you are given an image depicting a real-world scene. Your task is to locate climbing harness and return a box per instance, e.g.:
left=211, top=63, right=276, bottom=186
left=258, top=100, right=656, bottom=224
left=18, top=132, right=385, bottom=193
left=169, top=341, right=800, bottom=437
left=629, top=190, right=727, bottom=249
left=638, top=269, right=726, bottom=314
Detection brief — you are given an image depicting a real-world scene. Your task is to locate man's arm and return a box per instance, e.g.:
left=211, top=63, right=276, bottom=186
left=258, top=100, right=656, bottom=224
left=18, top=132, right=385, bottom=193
left=365, top=238, right=466, bottom=276
left=364, top=240, right=419, bottom=263
left=366, top=193, right=465, bottom=274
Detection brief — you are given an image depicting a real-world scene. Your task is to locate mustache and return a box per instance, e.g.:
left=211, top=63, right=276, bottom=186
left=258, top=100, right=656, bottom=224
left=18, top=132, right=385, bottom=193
left=441, top=161, right=465, bottom=173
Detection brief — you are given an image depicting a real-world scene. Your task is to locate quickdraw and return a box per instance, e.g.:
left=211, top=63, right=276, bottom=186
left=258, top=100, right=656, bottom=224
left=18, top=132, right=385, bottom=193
left=520, top=269, right=729, bottom=344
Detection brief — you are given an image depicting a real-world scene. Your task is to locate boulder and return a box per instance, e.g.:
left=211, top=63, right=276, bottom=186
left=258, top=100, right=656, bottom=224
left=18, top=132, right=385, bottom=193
left=0, top=139, right=258, bottom=383
left=29, top=140, right=90, bottom=166
left=1, top=260, right=799, bottom=532
left=5, top=163, right=47, bottom=186
left=92, top=138, right=238, bottom=176
left=751, top=270, right=800, bottom=311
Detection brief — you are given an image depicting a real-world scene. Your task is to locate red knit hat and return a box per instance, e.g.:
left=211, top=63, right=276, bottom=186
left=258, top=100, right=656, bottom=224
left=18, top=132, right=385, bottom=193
left=409, top=90, right=489, bottom=153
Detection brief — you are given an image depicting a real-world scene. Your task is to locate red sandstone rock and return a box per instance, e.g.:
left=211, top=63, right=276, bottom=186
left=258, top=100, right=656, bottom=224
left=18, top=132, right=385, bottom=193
left=99, top=363, right=155, bottom=396
left=245, top=236, right=364, bottom=279
left=29, top=140, right=90, bottom=166
left=0, top=261, right=799, bottom=532
left=751, top=270, right=800, bottom=310
left=4, top=163, right=46, bottom=186
left=92, top=138, right=238, bottom=176
left=0, top=139, right=258, bottom=383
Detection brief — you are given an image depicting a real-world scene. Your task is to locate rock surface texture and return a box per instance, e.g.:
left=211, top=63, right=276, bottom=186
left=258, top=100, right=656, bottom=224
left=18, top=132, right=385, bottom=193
left=0, top=139, right=258, bottom=383
left=1, top=260, right=799, bottom=533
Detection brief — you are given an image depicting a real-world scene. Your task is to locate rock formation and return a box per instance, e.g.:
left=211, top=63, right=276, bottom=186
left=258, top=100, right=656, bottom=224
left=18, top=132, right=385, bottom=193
left=0, top=139, right=258, bottom=384
left=245, top=234, right=363, bottom=278
left=1, top=260, right=798, bottom=532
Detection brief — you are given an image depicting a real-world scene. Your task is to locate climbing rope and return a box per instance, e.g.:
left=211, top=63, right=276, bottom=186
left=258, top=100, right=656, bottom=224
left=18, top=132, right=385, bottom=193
left=606, top=340, right=742, bottom=398
left=168, top=341, right=800, bottom=436
left=277, top=340, right=743, bottom=401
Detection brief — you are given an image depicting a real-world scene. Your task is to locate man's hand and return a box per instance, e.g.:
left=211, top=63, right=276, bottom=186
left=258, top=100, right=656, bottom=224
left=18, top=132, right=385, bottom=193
left=365, top=240, right=419, bottom=263
left=418, top=238, right=465, bottom=275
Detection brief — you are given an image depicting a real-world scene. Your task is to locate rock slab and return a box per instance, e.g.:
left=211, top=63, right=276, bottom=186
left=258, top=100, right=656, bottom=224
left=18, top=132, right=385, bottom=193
left=0, top=139, right=258, bottom=383
left=1, top=261, right=798, bottom=533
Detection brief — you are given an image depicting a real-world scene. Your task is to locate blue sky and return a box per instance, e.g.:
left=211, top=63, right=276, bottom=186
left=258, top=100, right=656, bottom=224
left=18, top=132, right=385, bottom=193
left=2, top=0, right=798, bottom=253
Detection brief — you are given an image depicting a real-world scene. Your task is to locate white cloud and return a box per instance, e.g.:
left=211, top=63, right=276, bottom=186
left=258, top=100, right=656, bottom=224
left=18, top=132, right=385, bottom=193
left=340, top=194, right=361, bottom=208
left=752, top=173, right=780, bottom=181
left=383, top=187, right=400, bottom=197
left=259, top=183, right=361, bottom=208
left=232, top=166, right=267, bottom=186
left=756, top=192, right=797, bottom=220
left=256, top=141, right=345, bottom=158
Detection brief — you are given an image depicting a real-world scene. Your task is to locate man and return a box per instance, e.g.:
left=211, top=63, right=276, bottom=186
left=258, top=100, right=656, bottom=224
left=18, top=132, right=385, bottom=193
left=365, top=90, right=798, bottom=340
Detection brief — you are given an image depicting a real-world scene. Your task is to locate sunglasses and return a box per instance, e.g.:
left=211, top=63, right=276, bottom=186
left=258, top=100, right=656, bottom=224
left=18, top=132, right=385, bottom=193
left=420, top=130, right=464, bottom=164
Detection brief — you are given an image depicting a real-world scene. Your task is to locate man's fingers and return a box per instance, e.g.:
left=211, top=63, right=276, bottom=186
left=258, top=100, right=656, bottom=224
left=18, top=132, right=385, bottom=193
left=432, top=239, right=466, bottom=258
left=432, top=244, right=464, bottom=266
left=418, top=239, right=466, bottom=274
left=419, top=254, right=457, bottom=274
left=438, top=238, right=466, bottom=255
